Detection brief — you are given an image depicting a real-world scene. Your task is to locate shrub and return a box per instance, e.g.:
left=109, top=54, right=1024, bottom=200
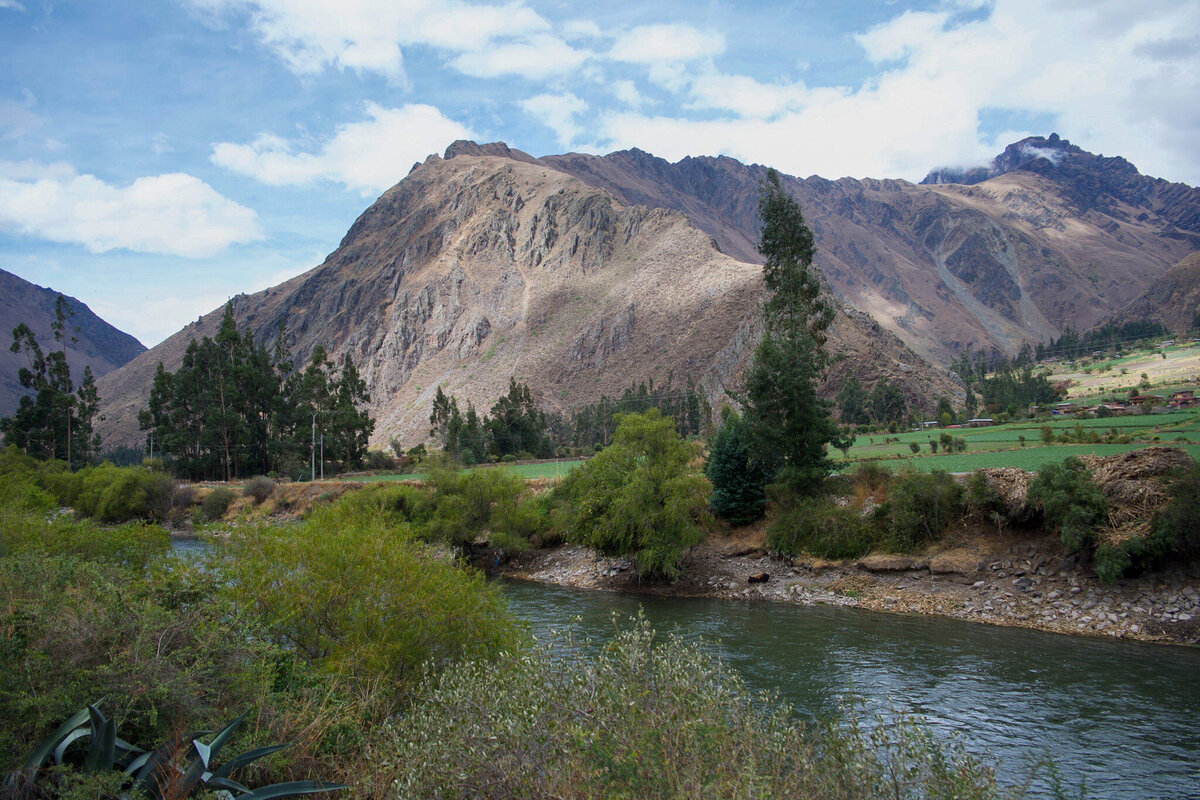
left=1152, top=461, right=1200, bottom=558
left=908, top=442, right=921, bottom=454
left=419, top=464, right=545, bottom=550
left=216, top=503, right=525, bottom=691
left=553, top=410, right=710, bottom=579
left=1027, top=457, right=1107, bottom=554
left=767, top=497, right=876, bottom=559
left=201, top=487, right=236, bottom=521
left=374, top=619, right=1012, bottom=800
left=880, top=470, right=963, bottom=552
left=243, top=475, right=276, bottom=505
left=965, top=471, right=1006, bottom=531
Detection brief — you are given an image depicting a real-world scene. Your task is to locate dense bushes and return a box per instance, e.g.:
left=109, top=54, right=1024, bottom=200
left=375, top=620, right=1011, bottom=800
left=216, top=502, right=525, bottom=688
left=552, top=410, right=710, bottom=578
left=881, top=470, right=963, bottom=552
left=1027, top=458, right=1108, bottom=553
left=767, top=497, right=876, bottom=559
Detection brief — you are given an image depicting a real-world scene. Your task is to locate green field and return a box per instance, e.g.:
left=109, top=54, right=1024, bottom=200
left=838, top=410, right=1200, bottom=472
left=847, top=443, right=1200, bottom=473
left=344, top=458, right=587, bottom=483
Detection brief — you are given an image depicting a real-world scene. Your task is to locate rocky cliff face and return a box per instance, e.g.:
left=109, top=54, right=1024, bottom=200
left=527, top=135, right=1198, bottom=362
left=1113, top=251, right=1200, bottom=333
left=96, top=153, right=959, bottom=449
left=0, top=269, right=146, bottom=416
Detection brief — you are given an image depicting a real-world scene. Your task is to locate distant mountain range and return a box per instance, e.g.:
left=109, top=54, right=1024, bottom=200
left=0, top=269, right=146, bottom=416
left=7, top=133, right=1196, bottom=452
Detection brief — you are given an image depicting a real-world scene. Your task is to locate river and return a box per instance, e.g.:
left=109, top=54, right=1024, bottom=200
left=498, top=578, right=1200, bottom=800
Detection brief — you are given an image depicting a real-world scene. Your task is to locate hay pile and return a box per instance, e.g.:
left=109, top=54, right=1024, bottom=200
left=1079, top=447, right=1193, bottom=543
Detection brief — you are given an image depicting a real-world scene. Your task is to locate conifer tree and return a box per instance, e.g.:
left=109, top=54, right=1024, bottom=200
left=740, top=169, right=838, bottom=495
left=705, top=406, right=770, bottom=525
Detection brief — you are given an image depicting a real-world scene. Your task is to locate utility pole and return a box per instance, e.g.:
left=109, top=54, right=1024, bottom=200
left=311, top=412, right=317, bottom=482
left=320, top=434, right=324, bottom=480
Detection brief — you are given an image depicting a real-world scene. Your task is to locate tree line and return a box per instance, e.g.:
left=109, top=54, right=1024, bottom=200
left=0, top=296, right=101, bottom=469
left=429, top=375, right=712, bottom=463
left=139, top=303, right=374, bottom=481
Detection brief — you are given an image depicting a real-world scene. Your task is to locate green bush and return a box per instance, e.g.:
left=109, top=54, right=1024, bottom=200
left=767, top=497, right=876, bottom=559
left=705, top=407, right=770, bottom=526
left=880, top=470, right=963, bottom=552
left=373, top=619, right=1013, bottom=800
left=216, top=502, right=525, bottom=690
left=202, top=487, right=237, bottom=521
left=243, top=475, right=276, bottom=505
left=553, top=410, right=710, bottom=578
left=1027, top=457, right=1107, bottom=555
left=964, top=471, right=1007, bottom=529
left=1152, top=461, right=1200, bottom=558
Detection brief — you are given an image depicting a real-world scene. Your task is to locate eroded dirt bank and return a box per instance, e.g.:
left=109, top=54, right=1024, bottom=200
left=495, top=529, right=1200, bottom=646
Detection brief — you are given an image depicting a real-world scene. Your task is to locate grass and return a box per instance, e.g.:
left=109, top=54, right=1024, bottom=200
left=839, top=411, right=1200, bottom=472
left=343, top=458, right=587, bottom=483
left=852, top=443, right=1200, bottom=473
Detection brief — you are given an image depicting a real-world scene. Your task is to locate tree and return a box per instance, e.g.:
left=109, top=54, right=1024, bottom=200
left=328, top=353, right=374, bottom=469
left=836, top=377, right=869, bottom=425
left=868, top=379, right=907, bottom=426
left=1, top=296, right=100, bottom=467
left=741, top=169, right=839, bottom=495
left=555, top=410, right=710, bottom=578
left=705, top=407, right=770, bottom=525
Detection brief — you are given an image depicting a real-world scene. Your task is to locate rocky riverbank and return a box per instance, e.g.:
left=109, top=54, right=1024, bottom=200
left=496, top=527, right=1200, bottom=646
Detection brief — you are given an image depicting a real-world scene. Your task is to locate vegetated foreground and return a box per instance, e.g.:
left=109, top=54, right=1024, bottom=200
left=2, top=445, right=1056, bottom=800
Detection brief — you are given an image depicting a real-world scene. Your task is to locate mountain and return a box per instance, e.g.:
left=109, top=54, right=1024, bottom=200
left=1113, top=250, right=1200, bottom=333
left=96, top=151, right=960, bottom=450
left=517, top=134, right=1199, bottom=362
left=0, top=269, right=146, bottom=416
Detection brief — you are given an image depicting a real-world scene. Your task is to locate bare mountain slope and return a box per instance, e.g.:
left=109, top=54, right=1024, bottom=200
left=507, top=135, right=1199, bottom=361
left=1113, top=251, right=1200, bottom=333
left=0, top=269, right=146, bottom=416
left=97, top=153, right=958, bottom=450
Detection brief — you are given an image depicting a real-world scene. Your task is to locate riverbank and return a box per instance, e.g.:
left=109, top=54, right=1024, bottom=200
left=495, top=525, right=1200, bottom=646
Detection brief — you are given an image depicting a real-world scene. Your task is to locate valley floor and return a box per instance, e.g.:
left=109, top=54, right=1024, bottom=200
left=494, top=526, right=1200, bottom=647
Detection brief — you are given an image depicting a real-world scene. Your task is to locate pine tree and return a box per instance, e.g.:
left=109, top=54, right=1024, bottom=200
left=741, top=169, right=839, bottom=495
left=705, top=407, right=770, bottom=525
left=1, top=296, right=101, bottom=467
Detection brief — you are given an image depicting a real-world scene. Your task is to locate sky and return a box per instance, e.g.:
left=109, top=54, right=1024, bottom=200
left=1, top=0, right=1198, bottom=347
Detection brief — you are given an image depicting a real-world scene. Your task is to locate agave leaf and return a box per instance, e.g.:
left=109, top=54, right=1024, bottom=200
left=193, top=740, right=212, bottom=770
left=237, top=780, right=347, bottom=800
left=203, top=775, right=252, bottom=794
left=211, top=744, right=291, bottom=779
left=207, top=710, right=248, bottom=762
left=52, top=727, right=91, bottom=765
left=123, top=751, right=152, bottom=777
left=131, top=730, right=205, bottom=798
left=11, top=706, right=92, bottom=782
left=84, top=717, right=117, bottom=773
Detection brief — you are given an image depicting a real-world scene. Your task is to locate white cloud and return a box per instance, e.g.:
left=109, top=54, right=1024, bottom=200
left=562, top=19, right=601, bottom=40
left=211, top=102, right=474, bottom=194
left=0, top=161, right=262, bottom=257
left=451, top=34, right=588, bottom=79
left=591, top=0, right=1200, bottom=185
left=610, top=79, right=646, bottom=108
left=185, top=0, right=583, bottom=83
left=0, top=0, right=25, bottom=10
left=685, top=74, right=810, bottom=119
left=609, top=24, right=724, bottom=65
left=520, top=92, right=588, bottom=148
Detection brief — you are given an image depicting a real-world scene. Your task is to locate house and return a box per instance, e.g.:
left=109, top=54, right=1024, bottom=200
left=1168, top=390, right=1198, bottom=409
left=1053, top=402, right=1078, bottom=415
left=966, top=418, right=994, bottom=427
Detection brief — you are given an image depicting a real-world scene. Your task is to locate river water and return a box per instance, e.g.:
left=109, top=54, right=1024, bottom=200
left=498, top=578, right=1200, bottom=800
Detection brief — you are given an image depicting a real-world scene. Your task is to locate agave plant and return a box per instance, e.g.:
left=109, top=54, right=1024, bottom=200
left=4, top=703, right=346, bottom=800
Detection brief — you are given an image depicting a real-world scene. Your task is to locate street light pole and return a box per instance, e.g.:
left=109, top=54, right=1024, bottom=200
left=311, top=412, right=317, bottom=482
left=320, top=434, right=324, bottom=480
